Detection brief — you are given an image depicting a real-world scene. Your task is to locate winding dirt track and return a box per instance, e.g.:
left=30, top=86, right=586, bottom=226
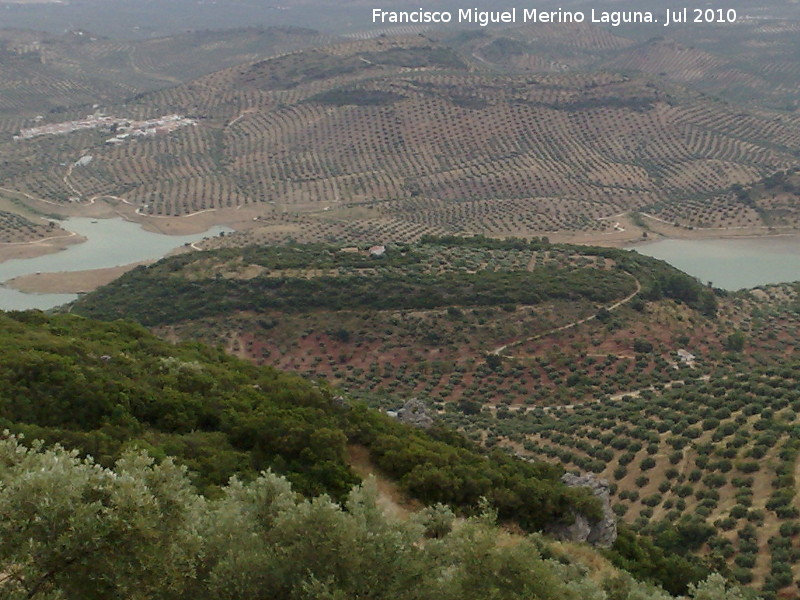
left=491, top=271, right=642, bottom=356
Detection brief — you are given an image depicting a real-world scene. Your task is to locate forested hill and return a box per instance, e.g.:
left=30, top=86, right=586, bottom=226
left=70, top=236, right=718, bottom=326
left=0, top=310, right=596, bottom=528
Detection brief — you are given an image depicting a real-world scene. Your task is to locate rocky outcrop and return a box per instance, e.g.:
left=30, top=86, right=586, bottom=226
left=547, top=473, right=617, bottom=548
left=396, top=398, right=434, bottom=429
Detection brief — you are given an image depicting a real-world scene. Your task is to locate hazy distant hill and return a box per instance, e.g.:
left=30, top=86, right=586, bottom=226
left=0, top=0, right=797, bottom=39
left=0, top=26, right=333, bottom=117
left=455, top=19, right=800, bottom=112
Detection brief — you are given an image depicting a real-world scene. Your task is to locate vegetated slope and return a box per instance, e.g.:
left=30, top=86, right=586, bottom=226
left=505, top=362, right=800, bottom=598
left=636, top=168, right=800, bottom=233
left=0, top=309, right=727, bottom=596
left=605, top=23, right=800, bottom=112
left=0, top=26, right=331, bottom=118
left=0, top=435, right=747, bottom=600
left=70, top=236, right=721, bottom=409
left=727, top=168, right=800, bottom=230
left=0, top=309, right=605, bottom=531
left=2, top=33, right=798, bottom=241
left=71, top=237, right=639, bottom=324
left=69, top=237, right=800, bottom=597
left=643, top=166, right=800, bottom=232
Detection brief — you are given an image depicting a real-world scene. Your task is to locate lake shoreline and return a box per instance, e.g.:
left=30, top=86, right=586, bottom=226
left=0, top=193, right=256, bottom=265
left=548, top=212, right=800, bottom=249
left=5, top=261, right=153, bottom=294
left=2, top=209, right=799, bottom=302
left=0, top=231, right=87, bottom=264
left=0, top=217, right=231, bottom=310
left=632, top=236, right=800, bottom=291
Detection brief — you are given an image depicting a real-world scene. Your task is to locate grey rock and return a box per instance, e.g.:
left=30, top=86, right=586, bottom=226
left=547, top=511, right=593, bottom=545
left=332, top=395, right=349, bottom=408
left=396, top=398, right=434, bottom=429
left=547, top=473, right=617, bottom=548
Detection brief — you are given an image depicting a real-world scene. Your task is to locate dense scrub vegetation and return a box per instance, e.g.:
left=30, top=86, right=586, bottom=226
left=0, top=310, right=598, bottom=530
left=0, top=310, right=730, bottom=595
left=0, top=435, right=756, bottom=600
left=74, top=268, right=629, bottom=326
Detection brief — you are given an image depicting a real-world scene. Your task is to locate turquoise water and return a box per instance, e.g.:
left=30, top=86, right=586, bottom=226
left=633, top=237, right=800, bottom=290
left=0, top=218, right=229, bottom=310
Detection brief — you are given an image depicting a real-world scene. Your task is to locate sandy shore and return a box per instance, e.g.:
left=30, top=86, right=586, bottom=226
left=0, top=190, right=252, bottom=237
left=0, top=195, right=252, bottom=296
left=6, top=261, right=152, bottom=294
left=129, top=205, right=259, bottom=236
left=549, top=213, right=800, bottom=248
left=57, top=196, right=257, bottom=236
left=0, top=231, right=86, bottom=263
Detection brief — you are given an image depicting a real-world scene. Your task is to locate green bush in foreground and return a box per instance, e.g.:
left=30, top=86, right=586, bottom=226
left=0, top=435, right=755, bottom=600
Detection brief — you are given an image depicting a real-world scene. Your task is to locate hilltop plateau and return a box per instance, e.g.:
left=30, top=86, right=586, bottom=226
left=67, top=236, right=737, bottom=416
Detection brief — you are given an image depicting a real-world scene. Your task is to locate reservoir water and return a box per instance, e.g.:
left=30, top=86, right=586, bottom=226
left=633, top=237, right=800, bottom=291
left=0, top=217, right=229, bottom=311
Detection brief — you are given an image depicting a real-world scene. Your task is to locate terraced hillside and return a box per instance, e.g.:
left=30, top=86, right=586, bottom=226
left=2, top=33, right=798, bottom=242
left=497, top=362, right=800, bottom=595
left=636, top=166, right=800, bottom=232
left=611, top=22, right=800, bottom=112
left=462, top=283, right=800, bottom=597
